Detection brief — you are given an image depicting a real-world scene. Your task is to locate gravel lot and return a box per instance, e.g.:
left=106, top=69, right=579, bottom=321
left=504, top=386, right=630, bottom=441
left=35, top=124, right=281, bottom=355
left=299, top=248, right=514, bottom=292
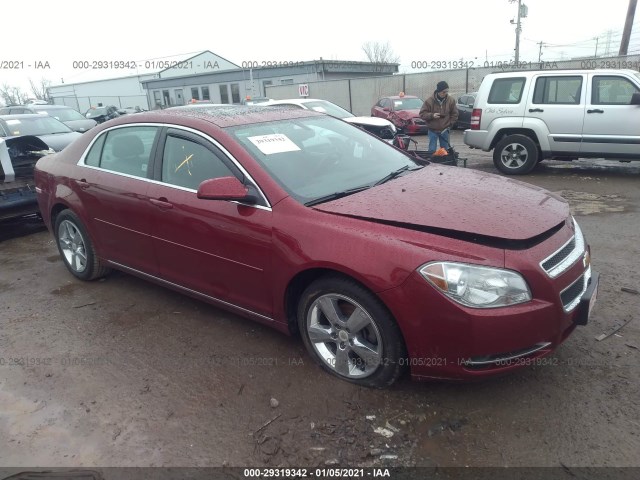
left=1, top=130, right=639, bottom=470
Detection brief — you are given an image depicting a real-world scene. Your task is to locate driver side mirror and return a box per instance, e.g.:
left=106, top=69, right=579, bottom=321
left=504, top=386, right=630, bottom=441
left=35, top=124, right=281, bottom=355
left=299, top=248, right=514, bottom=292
left=382, top=107, right=390, bottom=112
left=631, top=92, right=640, bottom=105
left=197, top=176, right=257, bottom=204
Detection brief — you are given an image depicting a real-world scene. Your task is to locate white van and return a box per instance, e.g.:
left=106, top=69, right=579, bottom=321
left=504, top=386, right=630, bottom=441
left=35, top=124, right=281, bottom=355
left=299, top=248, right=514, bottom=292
left=463, top=69, right=640, bottom=174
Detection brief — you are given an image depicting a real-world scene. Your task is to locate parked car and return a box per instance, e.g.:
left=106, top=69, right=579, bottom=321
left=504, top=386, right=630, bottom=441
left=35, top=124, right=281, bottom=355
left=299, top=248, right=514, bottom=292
left=0, top=105, right=97, bottom=133
left=453, top=92, right=477, bottom=130
left=35, top=106, right=598, bottom=387
left=84, top=105, right=120, bottom=123
left=371, top=94, right=427, bottom=134
left=0, top=114, right=82, bottom=151
left=117, top=106, right=144, bottom=115
left=464, top=69, right=640, bottom=174
left=0, top=135, right=52, bottom=220
left=242, top=96, right=273, bottom=105
left=264, top=98, right=397, bottom=141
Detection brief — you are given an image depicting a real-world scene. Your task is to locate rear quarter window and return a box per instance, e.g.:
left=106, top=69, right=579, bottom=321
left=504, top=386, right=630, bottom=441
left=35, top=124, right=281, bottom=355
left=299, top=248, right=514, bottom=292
left=84, top=133, right=106, bottom=167
left=488, top=78, right=526, bottom=104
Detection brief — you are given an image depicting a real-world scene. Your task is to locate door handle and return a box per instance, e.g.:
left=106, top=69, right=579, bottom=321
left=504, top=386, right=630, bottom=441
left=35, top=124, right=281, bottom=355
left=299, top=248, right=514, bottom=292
left=587, top=109, right=604, bottom=114
left=76, top=179, right=90, bottom=189
left=150, top=198, right=173, bottom=209
left=528, top=108, right=544, bottom=113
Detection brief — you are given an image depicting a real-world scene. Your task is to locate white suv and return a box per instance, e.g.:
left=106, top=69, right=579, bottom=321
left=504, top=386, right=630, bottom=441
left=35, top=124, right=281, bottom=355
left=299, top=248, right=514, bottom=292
left=464, top=69, right=640, bottom=174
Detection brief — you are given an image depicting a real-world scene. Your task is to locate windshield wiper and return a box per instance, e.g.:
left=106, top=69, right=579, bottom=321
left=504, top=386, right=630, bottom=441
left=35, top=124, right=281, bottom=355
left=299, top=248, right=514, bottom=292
left=305, top=186, right=371, bottom=207
left=374, top=165, right=423, bottom=186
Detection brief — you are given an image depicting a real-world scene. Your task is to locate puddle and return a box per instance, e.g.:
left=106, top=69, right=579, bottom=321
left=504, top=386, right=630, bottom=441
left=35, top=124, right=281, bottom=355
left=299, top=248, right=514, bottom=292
left=555, top=190, right=628, bottom=215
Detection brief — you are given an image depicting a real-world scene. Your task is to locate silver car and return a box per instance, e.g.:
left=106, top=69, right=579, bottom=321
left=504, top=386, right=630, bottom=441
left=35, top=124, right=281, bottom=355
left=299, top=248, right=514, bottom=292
left=0, top=105, right=97, bottom=133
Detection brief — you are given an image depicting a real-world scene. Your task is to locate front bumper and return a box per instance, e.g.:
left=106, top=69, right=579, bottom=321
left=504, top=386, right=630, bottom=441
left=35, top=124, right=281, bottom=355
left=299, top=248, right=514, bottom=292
left=378, top=235, right=598, bottom=381
left=404, top=123, right=428, bottom=135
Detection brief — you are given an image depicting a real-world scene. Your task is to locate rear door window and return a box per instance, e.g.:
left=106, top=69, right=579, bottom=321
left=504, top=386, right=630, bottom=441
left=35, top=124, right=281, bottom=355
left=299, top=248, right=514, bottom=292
left=488, top=78, right=526, bottom=104
left=533, top=76, right=583, bottom=104
left=97, top=126, right=159, bottom=177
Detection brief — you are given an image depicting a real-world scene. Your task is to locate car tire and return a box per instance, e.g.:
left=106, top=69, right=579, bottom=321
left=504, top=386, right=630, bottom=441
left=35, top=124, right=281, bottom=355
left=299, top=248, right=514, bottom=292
left=297, top=275, right=406, bottom=388
left=54, top=210, right=111, bottom=281
left=493, top=134, right=539, bottom=175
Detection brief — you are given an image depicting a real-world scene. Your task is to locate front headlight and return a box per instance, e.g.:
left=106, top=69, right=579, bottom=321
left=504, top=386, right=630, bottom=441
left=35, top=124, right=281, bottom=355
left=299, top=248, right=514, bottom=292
left=419, top=262, right=532, bottom=308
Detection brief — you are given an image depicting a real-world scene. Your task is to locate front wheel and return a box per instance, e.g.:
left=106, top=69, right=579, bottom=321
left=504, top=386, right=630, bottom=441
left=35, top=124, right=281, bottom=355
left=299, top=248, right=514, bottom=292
left=54, top=210, right=111, bottom=281
left=297, top=276, right=406, bottom=388
left=493, top=134, right=539, bottom=175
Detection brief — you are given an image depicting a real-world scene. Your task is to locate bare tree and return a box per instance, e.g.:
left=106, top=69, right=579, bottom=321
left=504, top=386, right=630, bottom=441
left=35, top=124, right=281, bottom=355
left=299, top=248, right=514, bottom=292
left=29, top=77, right=52, bottom=102
left=362, top=41, right=400, bottom=71
left=0, top=83, right=28, bottom=106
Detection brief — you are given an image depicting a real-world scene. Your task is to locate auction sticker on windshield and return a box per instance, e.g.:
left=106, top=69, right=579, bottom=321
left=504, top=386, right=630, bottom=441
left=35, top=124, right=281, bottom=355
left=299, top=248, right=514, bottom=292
left=248, top=134, right=300, bottom=155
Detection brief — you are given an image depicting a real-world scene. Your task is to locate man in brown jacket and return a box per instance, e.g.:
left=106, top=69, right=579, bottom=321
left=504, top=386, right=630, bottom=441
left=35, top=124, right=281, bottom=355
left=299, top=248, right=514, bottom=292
left=419, top=81, right=459, bottom=153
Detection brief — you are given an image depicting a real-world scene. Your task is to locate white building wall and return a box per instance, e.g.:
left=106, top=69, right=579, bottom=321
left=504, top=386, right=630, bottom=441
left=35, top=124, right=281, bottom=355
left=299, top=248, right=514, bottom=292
left=49, top=74, right=156, bottom=112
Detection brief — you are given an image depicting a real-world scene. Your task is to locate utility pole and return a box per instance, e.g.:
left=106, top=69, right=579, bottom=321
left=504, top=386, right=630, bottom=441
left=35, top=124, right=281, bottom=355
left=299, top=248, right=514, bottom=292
left=594, top=37, right=599, bottom=58
left=509, top=0, right=527, bottom=64
left=619, top=0, right=638, bottom=55
left=538, top=41, right=544, bottom=62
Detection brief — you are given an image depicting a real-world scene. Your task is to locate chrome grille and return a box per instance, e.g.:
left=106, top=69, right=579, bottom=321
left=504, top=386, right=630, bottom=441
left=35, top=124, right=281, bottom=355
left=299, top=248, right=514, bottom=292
left=542, top=237, right=575, bottom=271
left=540, top=218, right=585, bottom=278
left=561, top=266, right=591, bottom=312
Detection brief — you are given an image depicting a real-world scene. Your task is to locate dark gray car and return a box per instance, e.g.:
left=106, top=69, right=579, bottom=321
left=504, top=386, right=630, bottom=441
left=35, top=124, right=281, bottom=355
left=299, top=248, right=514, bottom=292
left=454, top=92, right=477, bottom=130
left=0, top=114, right=82, bottom=152
left=0, top=105, right=97, bottom=133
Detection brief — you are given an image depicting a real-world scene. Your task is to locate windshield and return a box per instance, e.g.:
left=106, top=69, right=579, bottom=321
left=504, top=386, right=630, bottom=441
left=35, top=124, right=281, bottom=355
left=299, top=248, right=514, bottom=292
left=301, top=101, right=354, bottom=119
left=36, top=108, right=86, bottom=122
left=86, top=108, right=108, bottom=117
left=1, top=116, right=72, bottom=136
left=228, top=116, right=420, bottom=205
left=393, top=98, right=424, bottom=110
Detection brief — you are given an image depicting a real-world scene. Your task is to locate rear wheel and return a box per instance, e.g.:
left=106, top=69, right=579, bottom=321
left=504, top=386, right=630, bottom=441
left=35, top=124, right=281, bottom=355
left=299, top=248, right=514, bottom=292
left=54, top=210, right=111, bottom=281
left=493, top=134, right=539, bottom=175
left=297, top=276, right=406, bottom=388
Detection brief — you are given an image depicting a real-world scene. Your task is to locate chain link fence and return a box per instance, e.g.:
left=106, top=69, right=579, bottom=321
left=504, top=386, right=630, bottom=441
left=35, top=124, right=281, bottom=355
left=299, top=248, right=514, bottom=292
left=50, top=95, right=149, bottom=113
left=266, top=54, right=640, bottom=116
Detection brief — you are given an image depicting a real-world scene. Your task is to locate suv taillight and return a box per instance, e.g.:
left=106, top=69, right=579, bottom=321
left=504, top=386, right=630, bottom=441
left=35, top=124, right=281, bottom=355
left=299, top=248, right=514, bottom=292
left=470, top=109, right=482, bottom=130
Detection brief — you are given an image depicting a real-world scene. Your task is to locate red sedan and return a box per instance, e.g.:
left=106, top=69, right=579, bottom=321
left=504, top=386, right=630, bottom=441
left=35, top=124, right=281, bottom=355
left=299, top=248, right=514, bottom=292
left=34, top=106, right=599, bottom=387
left=371, top=94, right=427, bottom=134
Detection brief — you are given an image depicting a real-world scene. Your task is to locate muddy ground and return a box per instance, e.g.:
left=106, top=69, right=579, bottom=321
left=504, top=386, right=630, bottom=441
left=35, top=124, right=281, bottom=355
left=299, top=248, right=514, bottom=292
left=1, top=130, right=639, bottom=470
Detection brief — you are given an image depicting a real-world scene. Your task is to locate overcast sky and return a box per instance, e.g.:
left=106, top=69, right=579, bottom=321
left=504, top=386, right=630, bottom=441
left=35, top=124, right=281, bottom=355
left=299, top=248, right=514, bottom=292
left=2, top=0, right=638, bottom=97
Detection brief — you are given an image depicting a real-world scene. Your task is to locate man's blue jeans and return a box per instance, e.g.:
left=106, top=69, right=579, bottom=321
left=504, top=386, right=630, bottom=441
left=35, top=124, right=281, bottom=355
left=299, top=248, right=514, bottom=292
left=428, top=129, right=450, bottom=152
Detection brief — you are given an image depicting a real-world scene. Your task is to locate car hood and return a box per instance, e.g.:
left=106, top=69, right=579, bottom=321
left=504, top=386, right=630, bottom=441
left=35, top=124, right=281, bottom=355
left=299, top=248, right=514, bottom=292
left=344, top=116, right=394, bottom=128
left=36, top=132, right=83, bottom=152
left=395, top=110, right=421, bottom=120
left=313, top=166, right=569, bottom=242
left=63, top=119, right=98, bottom=132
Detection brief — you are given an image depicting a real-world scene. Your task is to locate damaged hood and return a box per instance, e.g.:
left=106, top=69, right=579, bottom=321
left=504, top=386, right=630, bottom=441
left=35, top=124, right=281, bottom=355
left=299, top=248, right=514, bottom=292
left=344, top=116, right=394, bottom=128
left=395, top=110, right=421, bottom=120
left=313, top=166, right=569, bottom=242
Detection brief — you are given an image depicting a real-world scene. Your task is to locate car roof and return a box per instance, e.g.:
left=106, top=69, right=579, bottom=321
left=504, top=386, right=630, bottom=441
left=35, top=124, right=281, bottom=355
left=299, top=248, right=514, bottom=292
left=112, top=105, right=322, bottom=128
left=0, top=113, right=57, bottom=120
left=486, top=68, right=639, bottom=77
left=25, top=104, right=71, bottom=109
left=385, top=95, right=420, bottom=100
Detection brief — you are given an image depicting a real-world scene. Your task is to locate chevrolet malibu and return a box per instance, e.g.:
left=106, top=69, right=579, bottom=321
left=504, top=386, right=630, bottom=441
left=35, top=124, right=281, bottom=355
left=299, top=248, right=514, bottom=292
left=34, top=106, right=599, bottom=388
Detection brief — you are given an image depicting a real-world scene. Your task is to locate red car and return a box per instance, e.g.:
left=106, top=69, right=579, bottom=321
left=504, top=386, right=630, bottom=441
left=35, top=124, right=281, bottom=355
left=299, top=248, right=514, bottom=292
left=34, top=106, right=599, bottom=387
left=371, top=94, right=428, bottom=134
